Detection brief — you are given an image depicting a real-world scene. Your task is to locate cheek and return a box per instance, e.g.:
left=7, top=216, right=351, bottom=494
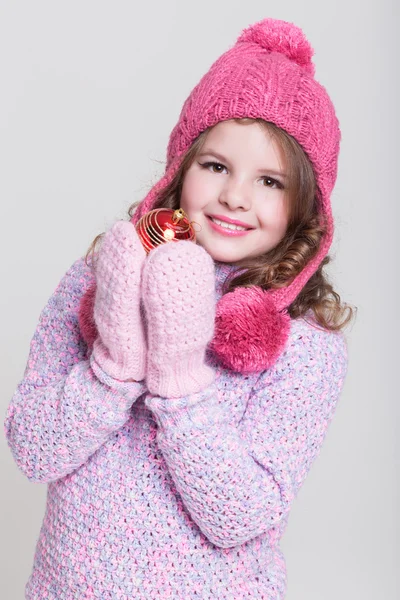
left=258, top=197, right=289, bottom=232
left=180, top=172, right=208, bottom=214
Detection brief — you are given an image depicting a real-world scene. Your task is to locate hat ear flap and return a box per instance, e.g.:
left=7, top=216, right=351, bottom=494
left=210, top=287, right=291, bottom=373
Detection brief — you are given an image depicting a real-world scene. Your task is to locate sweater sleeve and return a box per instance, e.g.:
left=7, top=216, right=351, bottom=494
left=144, top=319, right=349, bottom=548
left=4, top=257, right=146, bottom=484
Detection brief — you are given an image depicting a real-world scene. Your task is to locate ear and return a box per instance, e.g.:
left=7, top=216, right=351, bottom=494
left=210, top=286, right=291, bottom=373
left=78, top=283, right=98, bottom=349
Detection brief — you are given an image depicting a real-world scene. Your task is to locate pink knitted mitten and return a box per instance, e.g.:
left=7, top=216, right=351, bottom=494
left=141, top=241, right=216, bottom=398
left=92, top=221, right=147, bottom=381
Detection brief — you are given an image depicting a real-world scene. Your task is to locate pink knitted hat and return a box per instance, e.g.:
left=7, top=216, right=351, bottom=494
left=79, top=18, right=341, bottom=374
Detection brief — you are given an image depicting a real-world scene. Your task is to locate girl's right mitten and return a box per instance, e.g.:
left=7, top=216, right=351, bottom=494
left=91, top=220, right=147, bottom=381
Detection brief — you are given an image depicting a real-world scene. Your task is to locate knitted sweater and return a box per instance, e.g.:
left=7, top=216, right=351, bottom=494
left=4, top=256, right=348, bottom=600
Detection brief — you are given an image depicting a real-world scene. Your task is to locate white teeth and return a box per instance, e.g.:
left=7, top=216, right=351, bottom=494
left=210, top=217, right=248, bottom=231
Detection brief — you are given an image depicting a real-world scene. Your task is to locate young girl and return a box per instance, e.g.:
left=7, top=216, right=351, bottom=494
left=4, top=18, right=354, bottom=600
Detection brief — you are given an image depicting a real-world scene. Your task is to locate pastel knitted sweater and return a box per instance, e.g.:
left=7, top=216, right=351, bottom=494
left=4, top=256, right=348, bottom=599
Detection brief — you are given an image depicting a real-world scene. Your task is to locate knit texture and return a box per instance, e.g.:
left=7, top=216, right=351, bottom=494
left=92, top=220, right=147, bottom=381
left=4, top=257, right=348, bottom=599
left=142, top=240, right=216, bottom=398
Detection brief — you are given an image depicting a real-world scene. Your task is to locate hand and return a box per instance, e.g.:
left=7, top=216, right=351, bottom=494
left=92, top=221, right=147, bottom=381
left=141, top=240, right=216, bottom=398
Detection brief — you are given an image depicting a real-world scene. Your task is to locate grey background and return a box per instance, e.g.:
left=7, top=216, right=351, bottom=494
left=1, top=1, right=398, bottom=599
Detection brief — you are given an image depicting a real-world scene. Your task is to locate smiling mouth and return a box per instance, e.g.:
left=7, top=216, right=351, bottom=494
left=207, top=216, right=251, bottom=231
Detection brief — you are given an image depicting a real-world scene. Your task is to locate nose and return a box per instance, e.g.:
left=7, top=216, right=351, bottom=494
left=218, top=177, right=251, bottom=211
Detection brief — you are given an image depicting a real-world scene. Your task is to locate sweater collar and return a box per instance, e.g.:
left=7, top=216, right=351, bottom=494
left=214, top=261, right=239, bottom=301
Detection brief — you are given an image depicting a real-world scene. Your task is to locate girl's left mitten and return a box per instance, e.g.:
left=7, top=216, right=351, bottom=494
left=92, top=220, right=147, bottom=381
left=142, top=240, right=216, bottom=398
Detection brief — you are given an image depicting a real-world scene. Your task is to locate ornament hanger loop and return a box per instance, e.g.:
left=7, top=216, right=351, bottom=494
left=172, top=208, right=186, bottom=224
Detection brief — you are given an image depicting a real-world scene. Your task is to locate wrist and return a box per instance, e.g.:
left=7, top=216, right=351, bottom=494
left=89, top=353, right=146, bottom=402
left=92, top=338, right=146, bottom=382
left=145, top=384, right=224, bottom=431
left=146, top=355, right=215, bottom=399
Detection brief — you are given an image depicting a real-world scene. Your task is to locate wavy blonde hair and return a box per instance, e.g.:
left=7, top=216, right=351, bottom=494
left=86, top=118, right=356, bottom=331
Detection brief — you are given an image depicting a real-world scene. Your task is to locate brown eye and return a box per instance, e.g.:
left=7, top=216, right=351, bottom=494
left=262, top=177, right=283, bottom=189
left=200, top=161, right=227, bottom=174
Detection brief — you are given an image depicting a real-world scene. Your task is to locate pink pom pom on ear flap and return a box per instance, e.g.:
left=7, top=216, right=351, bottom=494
left=78, top=283, right=98, bottom=349
left=237, top=18, right=315, bottom=76
left=210, top=287, right=291, bottom=373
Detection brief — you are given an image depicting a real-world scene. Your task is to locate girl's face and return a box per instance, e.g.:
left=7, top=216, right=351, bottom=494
left=180, top=120, right=290, bottom=263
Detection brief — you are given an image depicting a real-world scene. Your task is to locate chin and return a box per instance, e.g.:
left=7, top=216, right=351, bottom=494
left=209, top=253, right=237, bottom=263
left=199, top=243, right=245, bottom=263
left=195, top=230, right=264, bottom=263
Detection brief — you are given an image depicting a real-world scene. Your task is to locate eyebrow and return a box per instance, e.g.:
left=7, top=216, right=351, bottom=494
left=197, top=150, right=288, bottom=179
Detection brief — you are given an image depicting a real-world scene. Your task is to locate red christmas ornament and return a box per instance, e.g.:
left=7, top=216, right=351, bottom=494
left=133, top=208, right=196, bottom=254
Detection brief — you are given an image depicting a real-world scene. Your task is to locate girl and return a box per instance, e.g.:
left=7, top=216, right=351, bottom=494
left=4, top=18, right=354, bottom=600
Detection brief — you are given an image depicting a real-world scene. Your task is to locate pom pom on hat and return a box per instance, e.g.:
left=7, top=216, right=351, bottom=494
left=237, top=18, right=315, bottom=76
left=210, top=286, right=292, bottom=373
